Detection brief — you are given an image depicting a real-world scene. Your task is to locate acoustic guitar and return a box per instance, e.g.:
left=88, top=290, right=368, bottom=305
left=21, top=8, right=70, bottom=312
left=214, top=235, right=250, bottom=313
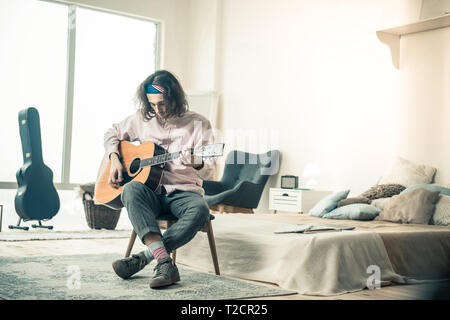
left=14, top=107, right=60, bottom=227
left=94, top=141, right=224, bottom=210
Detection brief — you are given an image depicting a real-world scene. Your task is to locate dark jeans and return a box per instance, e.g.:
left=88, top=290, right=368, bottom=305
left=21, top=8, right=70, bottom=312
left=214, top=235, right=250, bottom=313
left=121, top=181, right=210, bottom=253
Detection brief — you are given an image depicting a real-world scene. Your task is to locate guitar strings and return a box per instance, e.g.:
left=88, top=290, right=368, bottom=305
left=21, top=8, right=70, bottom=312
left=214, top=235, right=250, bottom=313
left=138, top=144, right=221, bottom=168
left=139, top=151, right=181, bottom=168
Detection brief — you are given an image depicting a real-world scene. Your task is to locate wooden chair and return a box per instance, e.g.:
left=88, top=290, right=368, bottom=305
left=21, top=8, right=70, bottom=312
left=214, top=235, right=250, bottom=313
left=125, top=217, right=220, bottom=275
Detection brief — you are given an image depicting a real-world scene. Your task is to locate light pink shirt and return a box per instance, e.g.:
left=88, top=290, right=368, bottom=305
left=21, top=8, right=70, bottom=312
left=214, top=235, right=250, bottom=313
left=104, top=110, right=216, bottom=196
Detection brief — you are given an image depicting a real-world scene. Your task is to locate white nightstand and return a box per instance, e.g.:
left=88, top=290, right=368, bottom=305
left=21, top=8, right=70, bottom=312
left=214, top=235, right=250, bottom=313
left=269, top=188, right=333, bottom=214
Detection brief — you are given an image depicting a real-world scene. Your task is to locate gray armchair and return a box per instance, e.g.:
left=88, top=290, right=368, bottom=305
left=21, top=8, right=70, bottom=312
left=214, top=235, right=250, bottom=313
left=203, top=150, right=280, bottom=213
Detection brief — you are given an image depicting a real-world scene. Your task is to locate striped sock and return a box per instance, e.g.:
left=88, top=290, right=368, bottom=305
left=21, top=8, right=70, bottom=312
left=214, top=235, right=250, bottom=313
left=147, top=241, right=169, bottom=261
left=143, top=248, right=153, bottom=264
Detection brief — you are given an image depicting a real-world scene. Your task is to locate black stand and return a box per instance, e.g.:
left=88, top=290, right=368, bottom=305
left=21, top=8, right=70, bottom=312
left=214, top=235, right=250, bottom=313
left=8, top=218, right=53, bottom=231
left=32, top=220, right=53, bottom=230
left=9, top=218, right=29, bottom=231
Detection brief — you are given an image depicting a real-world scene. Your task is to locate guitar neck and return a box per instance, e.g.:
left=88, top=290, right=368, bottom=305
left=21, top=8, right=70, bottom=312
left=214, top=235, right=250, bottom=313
left=137, top=143, right=223, bottom=168
left=19, top=108, right=44, bottom=164
left=140, top=150, right=183, bottom=168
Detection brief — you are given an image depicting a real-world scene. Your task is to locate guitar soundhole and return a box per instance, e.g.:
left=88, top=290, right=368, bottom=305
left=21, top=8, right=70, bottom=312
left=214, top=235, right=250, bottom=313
left=129, top=158, right=141, bottom=175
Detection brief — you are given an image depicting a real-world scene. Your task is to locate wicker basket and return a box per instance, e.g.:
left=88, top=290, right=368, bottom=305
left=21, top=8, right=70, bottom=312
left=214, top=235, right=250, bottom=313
left=83, top=192, right=121, bottom=230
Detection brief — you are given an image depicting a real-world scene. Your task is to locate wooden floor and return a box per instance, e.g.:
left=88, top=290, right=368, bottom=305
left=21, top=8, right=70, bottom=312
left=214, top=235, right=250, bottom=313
left=1, top=237, right=449, bottom=300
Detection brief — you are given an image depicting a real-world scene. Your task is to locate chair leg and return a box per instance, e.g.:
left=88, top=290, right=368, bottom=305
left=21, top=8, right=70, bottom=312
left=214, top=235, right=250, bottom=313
left=172, top=250, right=177, bottom=264
left=125, top=229, right=137, bottom=258
left=165, top=220, right=177, bottom=263
left=206, top=220, right=220, bottom=275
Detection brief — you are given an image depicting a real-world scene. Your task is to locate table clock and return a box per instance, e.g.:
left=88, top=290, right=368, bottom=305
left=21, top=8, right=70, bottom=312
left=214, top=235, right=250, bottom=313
left=281, top=175, right=298, bottom=189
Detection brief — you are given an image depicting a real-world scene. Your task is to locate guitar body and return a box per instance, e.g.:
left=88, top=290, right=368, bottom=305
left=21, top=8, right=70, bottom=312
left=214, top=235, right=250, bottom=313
left=15, top=107, right=60, bottom=221
left=94, top=141, right=166, bottom=210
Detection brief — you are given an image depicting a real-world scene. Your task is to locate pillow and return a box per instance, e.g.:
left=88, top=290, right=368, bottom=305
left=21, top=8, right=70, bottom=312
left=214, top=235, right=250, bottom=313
left=323, top=204, right=381, bottom=221
left=370, top=197, right=391, bottom=210
left=337, top=197, right=371, bottom=207
left=309, top=190, right=350, bottom=217
left=377, top=188, right=440, bottom=224
left=360, top=184, right=406, bottom=200
left=400, top=184, right=450, bottom=196
left=378, top=157, right=436, bottom=187
left=431, top=195, right=450, bottom=226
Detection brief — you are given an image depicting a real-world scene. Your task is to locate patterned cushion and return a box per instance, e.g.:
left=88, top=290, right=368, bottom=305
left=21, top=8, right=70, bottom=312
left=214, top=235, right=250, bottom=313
left=360, top=184, right=406, bottom=201
left=432, top=195, right=450, bottom=226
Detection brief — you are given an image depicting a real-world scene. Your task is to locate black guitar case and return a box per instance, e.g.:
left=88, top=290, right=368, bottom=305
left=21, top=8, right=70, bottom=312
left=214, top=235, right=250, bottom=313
left=14, top=107, right=60, bottom=223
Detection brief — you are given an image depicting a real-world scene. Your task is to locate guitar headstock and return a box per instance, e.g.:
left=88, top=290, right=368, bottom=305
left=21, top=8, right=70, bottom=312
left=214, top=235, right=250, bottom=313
left=193, top=143, right=225, bottom=157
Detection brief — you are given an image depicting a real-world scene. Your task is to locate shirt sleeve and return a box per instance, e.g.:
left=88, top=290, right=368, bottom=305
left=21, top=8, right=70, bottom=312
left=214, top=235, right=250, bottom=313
left=193, top=118, right=217, bottom=181
left=103, top=112, right=139, bottom=158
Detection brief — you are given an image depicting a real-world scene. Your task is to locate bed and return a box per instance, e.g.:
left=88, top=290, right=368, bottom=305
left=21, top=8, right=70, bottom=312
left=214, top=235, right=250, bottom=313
left=176, top=213, right=450, bottom=296
left=177, top=157, right=450, bottom=296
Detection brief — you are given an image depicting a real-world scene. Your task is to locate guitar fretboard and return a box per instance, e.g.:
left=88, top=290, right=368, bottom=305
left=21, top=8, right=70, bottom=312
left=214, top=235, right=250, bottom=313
left=140, top=151, right=182, bottom=168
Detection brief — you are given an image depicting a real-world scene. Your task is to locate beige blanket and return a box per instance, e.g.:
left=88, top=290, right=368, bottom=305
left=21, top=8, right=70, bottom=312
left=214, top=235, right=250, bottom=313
left=177, top=213, right=420, bottom=296
left=219, top=214, right=450, bottom=280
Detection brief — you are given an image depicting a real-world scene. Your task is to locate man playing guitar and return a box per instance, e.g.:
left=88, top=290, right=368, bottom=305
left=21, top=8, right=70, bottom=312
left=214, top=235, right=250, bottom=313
left=105, top=70, right=216, bottom=288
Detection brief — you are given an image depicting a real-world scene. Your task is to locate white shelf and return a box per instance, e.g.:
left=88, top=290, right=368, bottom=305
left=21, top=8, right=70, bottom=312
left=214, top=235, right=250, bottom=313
left=378, top=13, right=450, bottom=36
left=376, top=14, right=450, bottom=69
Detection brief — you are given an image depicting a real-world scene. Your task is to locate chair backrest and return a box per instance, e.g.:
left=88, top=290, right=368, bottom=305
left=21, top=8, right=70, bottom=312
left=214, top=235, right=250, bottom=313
left=221, top=150, right=280, bottom=187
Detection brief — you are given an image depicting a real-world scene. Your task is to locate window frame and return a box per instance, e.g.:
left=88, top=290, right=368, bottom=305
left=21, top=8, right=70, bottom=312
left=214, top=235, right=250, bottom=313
left=0, top=0, right=161, bottom=190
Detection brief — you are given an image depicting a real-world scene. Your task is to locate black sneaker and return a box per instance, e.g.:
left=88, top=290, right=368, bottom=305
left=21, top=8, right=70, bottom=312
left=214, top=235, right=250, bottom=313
left=149, top=256, right=180, bottom=288
left=112, top=252, right=148, bottom=279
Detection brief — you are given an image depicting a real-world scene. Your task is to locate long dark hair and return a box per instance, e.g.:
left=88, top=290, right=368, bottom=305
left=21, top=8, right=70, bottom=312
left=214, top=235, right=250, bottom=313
left=136, top=70, right=188, bottom=121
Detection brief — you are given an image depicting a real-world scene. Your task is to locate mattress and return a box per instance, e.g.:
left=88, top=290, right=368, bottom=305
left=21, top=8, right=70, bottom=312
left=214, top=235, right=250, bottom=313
left=249, top=213, right=450, bottom=280
left=175, top=213, right=450, bottom=296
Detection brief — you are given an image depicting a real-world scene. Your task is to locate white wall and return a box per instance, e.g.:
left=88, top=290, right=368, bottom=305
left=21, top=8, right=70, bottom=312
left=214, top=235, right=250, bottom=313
left=420, top=0, right=450, bottom=19
left=398, top=26, right=450, bottom=185
left=185, top=0, right=219, bottom=91
left=213, top=0, right=435, bottom=212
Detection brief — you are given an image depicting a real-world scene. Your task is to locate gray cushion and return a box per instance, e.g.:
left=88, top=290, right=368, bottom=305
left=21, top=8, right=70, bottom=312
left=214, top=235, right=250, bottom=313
left=377, top=188, right=440, bottom=224
left=337, top=196, right=371, bottom=207
left=378, top=157, right=436, bottom=187
left=323, top=204, right=381, bottom=221
left=431, top=195, right=450, bottom=226
left=400, top=184, right=450, bottom=196
left=309, top=190, right=350, bottom=217
left=370, top=197, right=392, bottom=210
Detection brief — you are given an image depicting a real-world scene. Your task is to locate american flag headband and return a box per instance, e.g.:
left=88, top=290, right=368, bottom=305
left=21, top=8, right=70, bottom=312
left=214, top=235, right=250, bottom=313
left=145, top=84, right=165, bottom=94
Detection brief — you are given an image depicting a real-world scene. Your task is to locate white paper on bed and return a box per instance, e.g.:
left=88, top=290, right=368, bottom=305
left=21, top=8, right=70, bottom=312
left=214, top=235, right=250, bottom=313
left=274, top=223, right=355, bottom=234
left=176, top=214, right=408, bottom=296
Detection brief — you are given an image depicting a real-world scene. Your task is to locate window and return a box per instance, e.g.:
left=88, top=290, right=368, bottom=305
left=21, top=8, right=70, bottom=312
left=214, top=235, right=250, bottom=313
left=70, top=7, right=157, bottom=184
left=0, top=0, right=68, bottom=182
left=0, top=0, right=159, bottom=188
